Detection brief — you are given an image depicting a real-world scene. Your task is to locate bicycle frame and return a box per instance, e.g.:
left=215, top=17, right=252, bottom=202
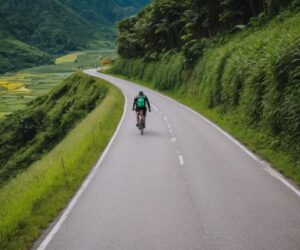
left=138, top=110, right=145, bottom=135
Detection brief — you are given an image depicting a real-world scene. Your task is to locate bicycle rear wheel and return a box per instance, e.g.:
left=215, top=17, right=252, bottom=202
left=139, top=110, right=144, bottom=135
left=141, top=119, right=145, bottom=135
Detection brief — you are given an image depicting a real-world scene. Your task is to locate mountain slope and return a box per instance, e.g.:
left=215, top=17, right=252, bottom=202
left=0, top=0, right=94, bottom=53
left=0, top=0, right=150, bottom=73
left=0, top=38, right=51, bottom=73
left=62, top=0, right=149, bottom=24
left=0, top=73, right=108, bottom=185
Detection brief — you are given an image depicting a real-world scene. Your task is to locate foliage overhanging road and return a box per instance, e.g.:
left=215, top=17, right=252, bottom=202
left=36, top=69, right=300, bottom=250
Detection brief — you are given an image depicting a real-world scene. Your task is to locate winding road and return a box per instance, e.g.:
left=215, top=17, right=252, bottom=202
left=36, top=69, right=300, bottom=250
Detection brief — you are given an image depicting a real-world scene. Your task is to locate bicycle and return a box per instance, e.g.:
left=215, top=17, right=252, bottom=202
left=137, top=109, right=145, bottom=135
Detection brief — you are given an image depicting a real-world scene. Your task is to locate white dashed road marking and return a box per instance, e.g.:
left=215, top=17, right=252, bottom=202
left=178, top=155, right=185, bottom=165
left=151, top=104, right=159, bottom=112
left=144, top=86, right=300, bottom=198
left=151, top=103, right=186, bottom=168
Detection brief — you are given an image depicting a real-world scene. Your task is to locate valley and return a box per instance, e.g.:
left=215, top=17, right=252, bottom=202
left=0, top=49, right=115, bottom=118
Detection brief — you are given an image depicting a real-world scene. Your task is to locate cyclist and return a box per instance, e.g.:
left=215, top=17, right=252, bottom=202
left=132, top=91, right=151, bottom=127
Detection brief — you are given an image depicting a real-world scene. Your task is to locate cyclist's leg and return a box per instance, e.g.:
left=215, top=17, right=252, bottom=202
left=136, top=109, right=140, bottom=125
left=143, top=108, right=147, bottom=127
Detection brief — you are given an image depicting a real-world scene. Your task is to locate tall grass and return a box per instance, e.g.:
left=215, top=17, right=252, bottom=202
left=0, top=73, right=108, bottom=184
left=111, top=11, right=300, bottom=184
left=0, top=76, right=124, bottom=250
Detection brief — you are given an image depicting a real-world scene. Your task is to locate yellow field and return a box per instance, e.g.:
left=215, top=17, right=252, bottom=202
left=0, top=80, right=23, bottom=90
left=55, top=52, right=85, bottom=64
left=0, top=80, right=31, bottom=92
left=0, top=112, right=10, bottom=118
left=14, top=86, right=31, bottom=92
left=12, top=72, right=34, bottom=80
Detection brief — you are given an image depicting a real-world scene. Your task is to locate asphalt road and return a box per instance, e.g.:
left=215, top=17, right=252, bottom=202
left=36, top=69, right=300, bottom=250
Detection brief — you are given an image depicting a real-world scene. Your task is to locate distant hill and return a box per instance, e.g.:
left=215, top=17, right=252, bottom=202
left=0, top=0, right=149, bottom=73
left=61, top=0, right=150, bottom=24
left=0, top=38, right=51, bottom=73
left=0, top=0, right=93, bottom=53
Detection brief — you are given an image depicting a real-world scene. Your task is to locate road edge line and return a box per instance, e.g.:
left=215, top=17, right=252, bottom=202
left=37, top=72, right=128, bottom=250
left=112, top=75, right=300, bottom=198
left=153, top=89, right=300, bottom=197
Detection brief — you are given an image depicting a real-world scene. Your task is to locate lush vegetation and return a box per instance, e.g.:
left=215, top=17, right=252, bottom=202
left=0, top=75, right=124, bottom=250
left=61, top=0, right=150, bottom=24
left=0, top=0, right=149, bottom=73
left=0, top=72, right=109, bottom=186
left=117, top=0, right=300, bottom=63
left=2, top=0, right=150, bottom=50
left=112, top=3, right=300, bottom=184
left=0, top=38, right=51, bottom=74
left=0, top=49, right=116, bottom=119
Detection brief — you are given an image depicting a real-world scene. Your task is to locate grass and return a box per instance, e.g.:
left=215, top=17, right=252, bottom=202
left=88, top=40, right=115, bottom=50
left=0, top=112, right=10, bottom=118
left=0, top=75, right=124, bottom=250
left=0, top=80, right=24, bottom=91
left=0, top=38, right=51, bottom=74
left=0, top=72, right=109, bottom=184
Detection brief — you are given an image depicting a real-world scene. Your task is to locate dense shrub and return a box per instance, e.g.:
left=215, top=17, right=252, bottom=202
left=0, top=72, right=108, bottom=185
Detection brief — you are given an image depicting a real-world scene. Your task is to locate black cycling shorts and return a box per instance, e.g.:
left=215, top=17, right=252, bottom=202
left=136, top=107, right=147, bottom=116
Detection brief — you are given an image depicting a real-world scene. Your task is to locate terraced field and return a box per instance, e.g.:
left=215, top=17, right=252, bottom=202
left=0, top=49, right=115, bottom=118
left=55, top=52, right=85, bottom=64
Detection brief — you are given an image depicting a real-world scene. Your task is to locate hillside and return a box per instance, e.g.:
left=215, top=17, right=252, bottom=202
left=61, top=0, right=150, bottom=24
left=112, top=0, right=300, bottom=184
left=0, top=0, right=93, bottom=52
left=116, top=0, right=299, bottom=60
left=0, top=73, right=108, bottom=185
left=0, top=0, right=150, bottom=73
left=0, top=38, right=51, bottom=73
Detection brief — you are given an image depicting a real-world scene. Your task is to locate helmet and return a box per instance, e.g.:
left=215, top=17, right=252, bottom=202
left=139, top=91, right=144, bottom=95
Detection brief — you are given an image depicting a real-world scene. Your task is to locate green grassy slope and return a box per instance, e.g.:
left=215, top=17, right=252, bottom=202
left=0, top=74, right=124, bottom=250
left=0, top=38, right=51, bottom=74
left=111, top=11, right=300, bottom=185
left=0, top=72, right=108, bottom=186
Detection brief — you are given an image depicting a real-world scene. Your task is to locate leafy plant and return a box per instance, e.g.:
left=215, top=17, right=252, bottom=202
left=0, top=72, right=108, bottom=185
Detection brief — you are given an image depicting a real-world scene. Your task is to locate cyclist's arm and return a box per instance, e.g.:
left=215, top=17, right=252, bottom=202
left=132, top=97, right=137, bottom=110
left=146, top=97, right=151, bottom=112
